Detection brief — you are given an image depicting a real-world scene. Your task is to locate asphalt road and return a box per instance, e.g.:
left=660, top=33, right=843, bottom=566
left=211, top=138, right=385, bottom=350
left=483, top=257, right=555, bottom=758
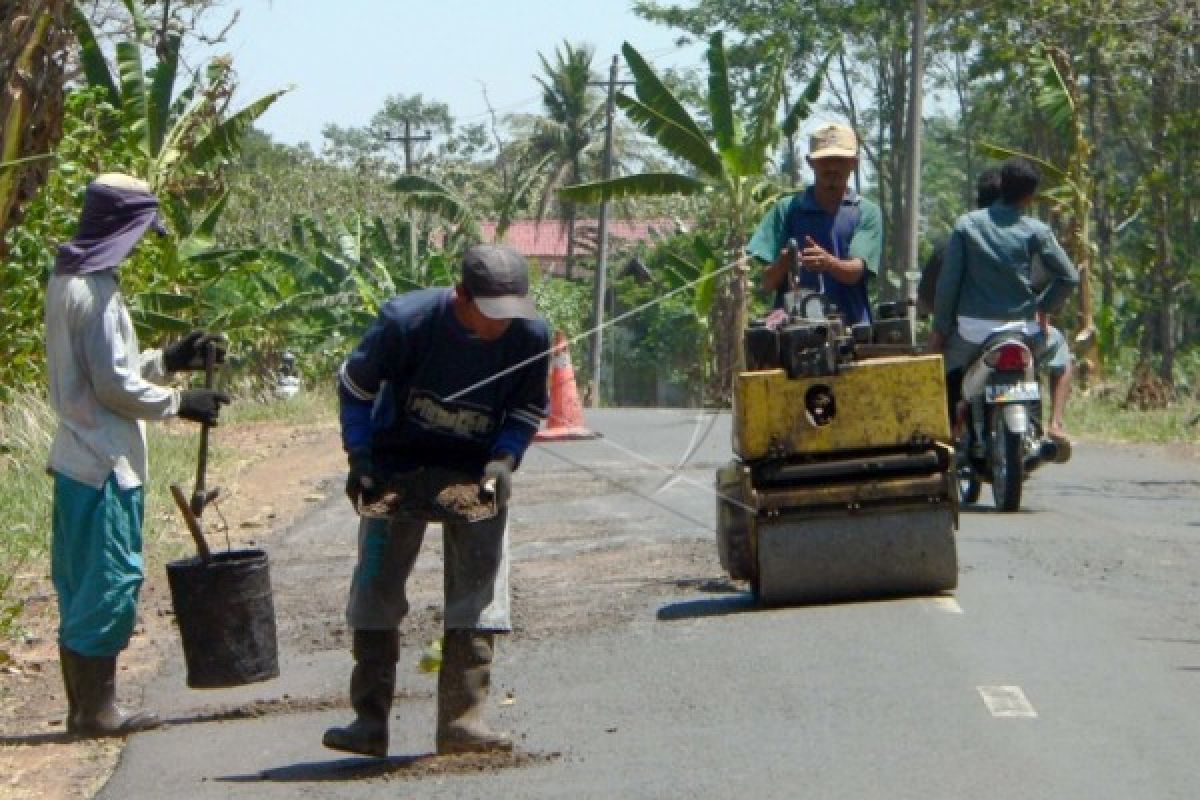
left=99, top=409, right=1200, bottom=800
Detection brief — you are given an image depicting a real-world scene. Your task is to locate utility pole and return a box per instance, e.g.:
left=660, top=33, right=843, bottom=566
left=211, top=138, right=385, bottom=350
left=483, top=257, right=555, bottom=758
left=586, top=56, right=634, bottom=406
left=902, top=0, right=926, bottom=323
left=386, top=120, right=432, bottom=275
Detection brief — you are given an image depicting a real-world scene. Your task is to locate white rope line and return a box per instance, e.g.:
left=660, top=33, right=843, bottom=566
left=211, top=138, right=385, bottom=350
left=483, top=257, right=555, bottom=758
left=444, top=250, right=746, bottom=402
left=440, top=249, right=757, bottom=514
left=652, top=409, right=722, bottom=494
left=557, top=425, right=756, bottom=514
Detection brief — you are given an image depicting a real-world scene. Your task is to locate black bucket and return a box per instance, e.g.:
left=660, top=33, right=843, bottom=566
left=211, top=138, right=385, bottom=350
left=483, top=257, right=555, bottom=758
left=166, top=549, right=280, bottom=689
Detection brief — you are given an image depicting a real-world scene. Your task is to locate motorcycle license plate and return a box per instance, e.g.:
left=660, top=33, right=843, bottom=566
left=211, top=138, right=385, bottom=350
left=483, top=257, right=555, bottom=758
left=985, top=381, right=1040, bottom=402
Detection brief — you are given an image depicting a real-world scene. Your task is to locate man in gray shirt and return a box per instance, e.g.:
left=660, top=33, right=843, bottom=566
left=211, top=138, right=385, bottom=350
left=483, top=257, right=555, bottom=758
left=46, top=173, right=229, bottom=736
left=929, top=158, right=1079, bottom=441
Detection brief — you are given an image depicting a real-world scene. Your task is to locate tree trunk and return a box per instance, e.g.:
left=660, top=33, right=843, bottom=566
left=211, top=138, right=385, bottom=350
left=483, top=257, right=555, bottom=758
left=1155, top=194, right=1175, bottom=385
left=564, top=201, right=577, bottom=280
left=1148, top=33, right=1178, bottom=386
left=710, top=229, right=748, bottom=407
left=0, top=0, right=70, bottom=259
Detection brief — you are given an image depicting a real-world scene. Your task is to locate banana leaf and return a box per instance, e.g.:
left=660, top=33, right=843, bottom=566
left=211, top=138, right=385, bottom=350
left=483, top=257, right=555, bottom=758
left=0, top=153, right=54, bottom=174
left=737, top=56, right=786, bottom=176
left=146, top=34, right=181, bottom=156
left=68, top=5, right=119, bottom=109
left=184, top=88, right=290, bottom=171
left=705, top=32, right=738, bottom=160
left=559, top=172, right=709, bottom=204
left=136, top=291, right=195, bottom=313
left=114, top=42, right=147, bottom=148
left=614, top=92, right=725, bottom=182
left=621, top=42, right=708, bottom=146
left=782, top=46, right=837, bottom=138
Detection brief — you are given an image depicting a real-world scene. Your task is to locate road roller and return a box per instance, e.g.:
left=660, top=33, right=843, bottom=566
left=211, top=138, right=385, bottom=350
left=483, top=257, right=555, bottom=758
left=716, top=291, right=958, bottom=606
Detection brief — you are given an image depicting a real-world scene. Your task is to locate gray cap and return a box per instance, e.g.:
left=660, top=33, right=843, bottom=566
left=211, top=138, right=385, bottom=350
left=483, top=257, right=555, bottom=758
left=461, top=243, right=539, bottom=320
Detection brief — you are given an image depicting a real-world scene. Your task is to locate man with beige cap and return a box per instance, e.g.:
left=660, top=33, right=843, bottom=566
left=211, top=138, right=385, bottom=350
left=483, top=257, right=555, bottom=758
left=749, top=122, right=883, bottom=325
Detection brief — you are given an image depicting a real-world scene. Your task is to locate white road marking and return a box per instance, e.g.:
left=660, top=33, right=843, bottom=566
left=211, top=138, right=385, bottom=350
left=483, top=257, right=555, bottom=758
left=978, top=686, right=1038, bottom=718
left=930, top=597, right=963, bottom=614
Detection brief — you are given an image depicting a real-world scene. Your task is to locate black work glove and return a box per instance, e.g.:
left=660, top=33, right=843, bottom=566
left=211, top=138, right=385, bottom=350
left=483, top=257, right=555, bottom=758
left=345, top=449, right=380, bottom=510
left=163, top=330, right=228, bottom=373
left=481, top=454, right=515, bottom=509
left=177, top=388, right=231, bottom=425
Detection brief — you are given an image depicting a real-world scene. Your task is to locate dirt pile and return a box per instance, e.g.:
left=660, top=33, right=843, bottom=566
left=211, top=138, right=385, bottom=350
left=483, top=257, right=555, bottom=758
left=359, top=467, right=496, bottom=523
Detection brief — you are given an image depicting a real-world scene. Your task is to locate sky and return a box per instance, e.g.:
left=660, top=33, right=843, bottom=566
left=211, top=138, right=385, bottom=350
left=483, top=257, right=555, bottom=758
left=196, top=0, right=708, bottom=149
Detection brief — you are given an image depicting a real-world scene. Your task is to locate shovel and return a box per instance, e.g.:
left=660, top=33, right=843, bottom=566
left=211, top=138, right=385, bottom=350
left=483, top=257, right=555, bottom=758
left=170, top=341, right=222, bottom=562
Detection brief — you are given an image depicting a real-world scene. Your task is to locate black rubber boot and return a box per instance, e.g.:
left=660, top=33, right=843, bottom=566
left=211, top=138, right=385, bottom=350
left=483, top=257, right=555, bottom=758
left=322, top=629, right=399, bottom=758
left=59, top=645, right=79, bottom=734
left=436, top=630, right=513, bottom=755
left=66, top=649, right=160, bottom=737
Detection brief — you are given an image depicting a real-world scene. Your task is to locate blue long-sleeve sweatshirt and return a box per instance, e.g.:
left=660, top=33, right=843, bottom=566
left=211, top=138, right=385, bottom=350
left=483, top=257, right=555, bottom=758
left=338, top=288, right=550, bottom=475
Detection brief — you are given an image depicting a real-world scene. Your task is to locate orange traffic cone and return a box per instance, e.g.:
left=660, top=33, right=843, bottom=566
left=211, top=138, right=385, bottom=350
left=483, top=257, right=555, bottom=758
left=535, top=331, right=599, bottom=441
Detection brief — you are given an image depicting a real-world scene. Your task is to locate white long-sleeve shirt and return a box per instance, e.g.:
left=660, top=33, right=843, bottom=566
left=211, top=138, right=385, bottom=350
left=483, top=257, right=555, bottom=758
left=45, top=271, right=180, bottom=489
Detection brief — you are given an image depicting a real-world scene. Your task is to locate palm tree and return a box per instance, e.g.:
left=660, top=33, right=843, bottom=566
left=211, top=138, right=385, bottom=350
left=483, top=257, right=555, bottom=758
left=559, top=32, right=832, bottom=401
left=528, top=40, right=604, bottom=279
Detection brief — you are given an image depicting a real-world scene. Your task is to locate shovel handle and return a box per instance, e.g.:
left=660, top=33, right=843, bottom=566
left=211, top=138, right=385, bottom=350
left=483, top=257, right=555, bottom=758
left=191, top=341, right=219, bottom=517
left=171, top=483, right=211, bottom=562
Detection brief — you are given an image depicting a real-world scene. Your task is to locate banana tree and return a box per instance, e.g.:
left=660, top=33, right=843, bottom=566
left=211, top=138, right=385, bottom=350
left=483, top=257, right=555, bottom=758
left=67, top=0, right=289, bottom=338
left=0, top=0, right=70, bottom=258
left=196, top=211, right=460, bottom=352
left=70, top=1, right=288, bottom=228
left=559, top=32, right=831, bottom=402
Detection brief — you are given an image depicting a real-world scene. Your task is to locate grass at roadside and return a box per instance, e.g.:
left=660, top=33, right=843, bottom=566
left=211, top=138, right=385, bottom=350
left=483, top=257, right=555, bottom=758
left=1064, top=350, right=1198, bottom=446
left=1067, top=392, right=1199, bottom=445
left=0, top=386, right=336, bottom=642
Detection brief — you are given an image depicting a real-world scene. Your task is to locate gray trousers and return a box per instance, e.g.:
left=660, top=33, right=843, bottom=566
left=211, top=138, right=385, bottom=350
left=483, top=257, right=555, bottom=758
left=345, top=511, right=511, bottom=632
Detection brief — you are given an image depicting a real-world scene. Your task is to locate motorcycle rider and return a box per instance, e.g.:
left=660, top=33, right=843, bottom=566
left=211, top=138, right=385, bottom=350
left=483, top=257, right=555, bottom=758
left=928, top=157, right=1079, bottom=447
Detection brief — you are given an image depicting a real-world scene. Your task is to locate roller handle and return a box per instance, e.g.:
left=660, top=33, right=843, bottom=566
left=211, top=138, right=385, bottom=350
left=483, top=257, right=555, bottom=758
left=786, top=238, right=801, bottom=289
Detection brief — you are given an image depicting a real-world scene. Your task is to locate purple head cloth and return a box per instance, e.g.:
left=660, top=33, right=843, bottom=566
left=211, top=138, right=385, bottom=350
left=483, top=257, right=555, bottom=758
left=54, top=176, right=168, bottom=276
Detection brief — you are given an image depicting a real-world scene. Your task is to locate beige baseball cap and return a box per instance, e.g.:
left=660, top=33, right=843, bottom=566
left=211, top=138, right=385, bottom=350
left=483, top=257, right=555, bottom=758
left=808, top=123, right=859, bottom=160
left=94, top=172, right=153, bottom=192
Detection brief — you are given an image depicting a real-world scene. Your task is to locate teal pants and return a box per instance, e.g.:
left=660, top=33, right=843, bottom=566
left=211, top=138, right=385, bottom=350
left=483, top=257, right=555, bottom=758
left=51, top=472, right=145, bottom=657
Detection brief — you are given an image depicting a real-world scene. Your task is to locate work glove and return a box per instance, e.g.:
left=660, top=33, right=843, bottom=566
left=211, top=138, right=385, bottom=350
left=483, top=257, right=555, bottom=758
left=480, top=454, right=515, bottom=509
left=345, top=449, right=381, bottom=510
left=177, top=388, right=231, bottom=425
left=163, top=330, right=228, bottom=373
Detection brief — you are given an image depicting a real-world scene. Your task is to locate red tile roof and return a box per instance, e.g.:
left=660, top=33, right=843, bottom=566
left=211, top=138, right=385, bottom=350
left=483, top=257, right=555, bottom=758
left=479, top=219, right=680, bottom=261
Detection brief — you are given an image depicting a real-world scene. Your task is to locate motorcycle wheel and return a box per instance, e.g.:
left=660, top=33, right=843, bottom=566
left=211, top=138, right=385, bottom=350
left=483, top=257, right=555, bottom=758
left=955, top=430, right=982, bottom=504
left=959, top=470, right=982, bottom=505
left=990, top=409, right=1024, bottom=512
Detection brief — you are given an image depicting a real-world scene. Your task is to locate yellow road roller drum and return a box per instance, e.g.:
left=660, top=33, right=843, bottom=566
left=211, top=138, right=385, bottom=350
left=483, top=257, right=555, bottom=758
left=716, top=295, right=958, bottom=606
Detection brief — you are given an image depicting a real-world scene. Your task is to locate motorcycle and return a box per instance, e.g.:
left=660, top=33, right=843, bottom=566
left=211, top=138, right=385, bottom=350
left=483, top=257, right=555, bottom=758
left=955, top=333, right=1066, bottom=512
